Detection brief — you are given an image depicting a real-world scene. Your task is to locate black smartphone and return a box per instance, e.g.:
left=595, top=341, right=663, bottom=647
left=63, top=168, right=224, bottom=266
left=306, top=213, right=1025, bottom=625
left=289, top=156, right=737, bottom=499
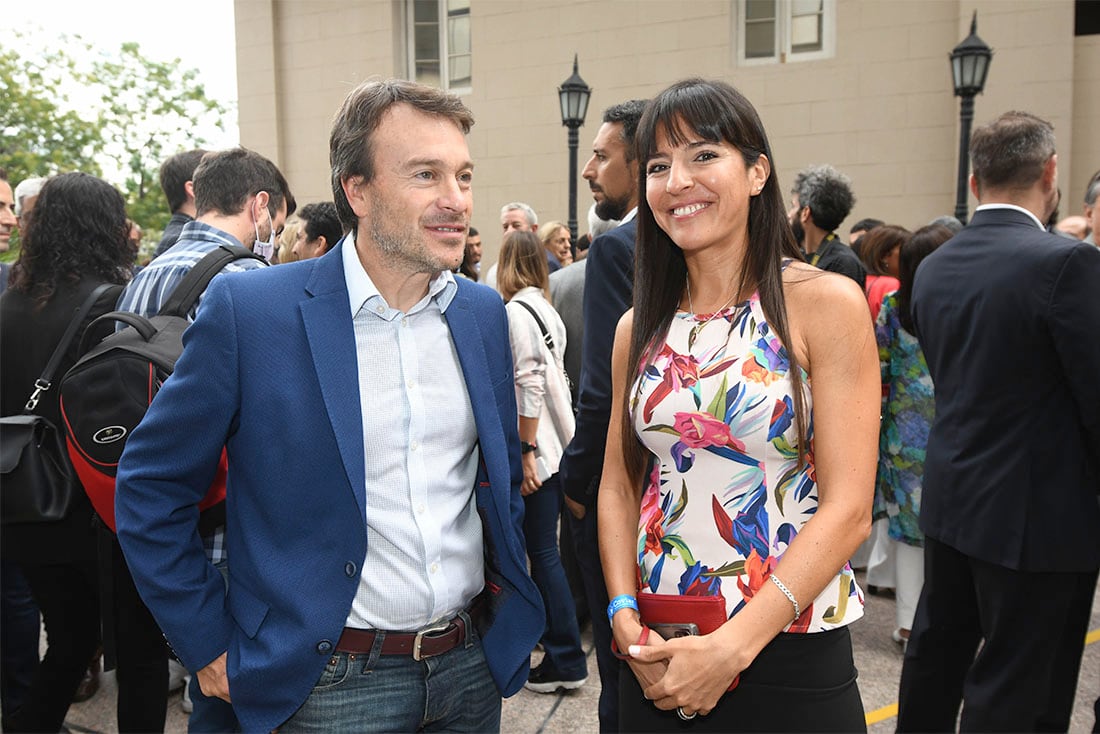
left=651, top=622, right=700, bottom=639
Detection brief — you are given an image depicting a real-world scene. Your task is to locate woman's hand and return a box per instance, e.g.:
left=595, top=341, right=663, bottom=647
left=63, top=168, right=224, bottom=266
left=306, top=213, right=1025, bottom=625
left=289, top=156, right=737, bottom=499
left=628, top=630, right=749, bottom=717
left=613, top=613, right=670, bottom=694
left=521, top=452, right=542, bottom=496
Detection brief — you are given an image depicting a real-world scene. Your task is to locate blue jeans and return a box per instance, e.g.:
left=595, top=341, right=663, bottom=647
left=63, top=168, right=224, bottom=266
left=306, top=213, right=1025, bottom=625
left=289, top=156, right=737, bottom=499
left=523, top=473, right=587, bottom=679
left=566, top=499, right=619, bottom=732
left=280, top=612, right=499, bottom=732
left=0, top=560, right=40, bottom=717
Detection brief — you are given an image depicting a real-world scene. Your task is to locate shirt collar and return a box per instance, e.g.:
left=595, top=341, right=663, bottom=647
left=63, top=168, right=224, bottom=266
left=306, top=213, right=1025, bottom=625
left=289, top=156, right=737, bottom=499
left=620, top=206, right=639, bottom=224
left=342, top=230, right=458, bottom=317
left=974, top=203, right=1045, bottom=230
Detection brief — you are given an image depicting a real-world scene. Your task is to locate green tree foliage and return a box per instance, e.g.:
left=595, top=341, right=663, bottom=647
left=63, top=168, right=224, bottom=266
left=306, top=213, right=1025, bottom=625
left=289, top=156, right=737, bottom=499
left=0, top=32, right=232, bottom=260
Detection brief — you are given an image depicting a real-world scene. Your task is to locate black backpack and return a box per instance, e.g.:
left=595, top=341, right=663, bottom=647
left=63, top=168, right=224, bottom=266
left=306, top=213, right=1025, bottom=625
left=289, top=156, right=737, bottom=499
left=59, top=244, right=264, bottom=532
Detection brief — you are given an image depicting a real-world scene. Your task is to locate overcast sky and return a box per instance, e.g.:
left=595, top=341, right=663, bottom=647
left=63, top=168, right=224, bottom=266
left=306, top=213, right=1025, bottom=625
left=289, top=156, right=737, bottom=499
left=9, top=0, right=241, bottom=149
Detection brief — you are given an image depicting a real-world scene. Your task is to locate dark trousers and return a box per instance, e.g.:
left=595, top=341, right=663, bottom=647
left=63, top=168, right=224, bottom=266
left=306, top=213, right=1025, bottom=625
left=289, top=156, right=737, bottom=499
left=566, top=501, right=619, bottom=732
left=619, top=627, right=865, bottom=732
left=106, top=531, right=169, bottom=733
left=897, top=536, right=1097, bottom=732
left=3, top=558, right=100, bottom=733
left=0, top=559, right=41, bottom=716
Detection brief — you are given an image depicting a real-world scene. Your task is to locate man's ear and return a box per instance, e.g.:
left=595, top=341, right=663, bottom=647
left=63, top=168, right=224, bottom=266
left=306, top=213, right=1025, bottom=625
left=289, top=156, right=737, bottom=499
left=253, top=190, right=271, bottom=217
left=184, top=180, right=196, bottom=202
left=342, top=176, right=369, bottom=219
left=1042, top=154, right=1058, bottom=193
left=969, top=173, right=980, bottom=201
left=316, top=235, right=330, bottom=254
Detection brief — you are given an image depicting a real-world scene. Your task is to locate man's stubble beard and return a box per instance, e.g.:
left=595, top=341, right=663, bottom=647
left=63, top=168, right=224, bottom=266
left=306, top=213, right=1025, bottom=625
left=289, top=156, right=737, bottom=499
left=595, top=192, right=630, bottom=222
left=369, top=192, right=464, bottom=274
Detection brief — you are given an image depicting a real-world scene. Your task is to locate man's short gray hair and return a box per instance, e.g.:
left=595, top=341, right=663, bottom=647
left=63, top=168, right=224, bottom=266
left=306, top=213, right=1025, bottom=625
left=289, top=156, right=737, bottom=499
left=500, top=202, right=537, bottom=227
left=791, top=164, right=855, bottom=233
left=14, top=177, right=48, bottom=217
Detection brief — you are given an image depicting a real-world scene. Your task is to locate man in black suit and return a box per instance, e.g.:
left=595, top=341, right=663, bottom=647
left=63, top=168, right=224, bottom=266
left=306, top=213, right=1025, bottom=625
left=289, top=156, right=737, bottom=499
left=788, top=164, right=865, bottom=287
left=897, top=110, right=1100, bottom=732
left=558, top=98, right=646, bottom=733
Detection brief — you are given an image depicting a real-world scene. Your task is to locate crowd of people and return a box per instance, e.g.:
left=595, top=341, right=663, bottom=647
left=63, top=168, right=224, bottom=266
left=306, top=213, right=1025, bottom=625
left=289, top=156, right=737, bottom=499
left=1, top=75, right=1098, bottom=734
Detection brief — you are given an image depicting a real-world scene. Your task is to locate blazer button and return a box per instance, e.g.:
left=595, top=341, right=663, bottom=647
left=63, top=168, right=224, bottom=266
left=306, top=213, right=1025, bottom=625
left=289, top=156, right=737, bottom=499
left=316, top=640, right=333, bottom=654
left=345, top=562, right=357, bottom=577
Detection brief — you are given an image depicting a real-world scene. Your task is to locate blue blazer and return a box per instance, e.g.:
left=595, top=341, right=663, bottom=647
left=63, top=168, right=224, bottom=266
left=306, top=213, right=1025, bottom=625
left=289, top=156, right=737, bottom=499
left=911, top=208, right=1100, bottom=573
left=116, top=242, right=544, bottom=733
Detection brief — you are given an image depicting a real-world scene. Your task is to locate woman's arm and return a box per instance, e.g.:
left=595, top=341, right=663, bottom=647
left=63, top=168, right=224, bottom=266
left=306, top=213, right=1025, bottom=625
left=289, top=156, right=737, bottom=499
left=631, top=270, right=880, bottom=715
left=597, top=311, right=673, bottom=686
left=507, top=300, right=549, bottom=495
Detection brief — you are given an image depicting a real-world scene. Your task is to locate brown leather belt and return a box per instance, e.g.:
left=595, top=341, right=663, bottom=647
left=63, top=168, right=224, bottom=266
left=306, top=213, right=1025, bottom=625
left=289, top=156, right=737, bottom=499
left=336, top=615, right=468, bottom=661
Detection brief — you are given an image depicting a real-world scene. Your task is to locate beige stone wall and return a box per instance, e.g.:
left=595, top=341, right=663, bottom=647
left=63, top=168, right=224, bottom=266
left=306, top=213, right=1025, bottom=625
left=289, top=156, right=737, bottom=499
left=235, top=0, right=1096, bottom=263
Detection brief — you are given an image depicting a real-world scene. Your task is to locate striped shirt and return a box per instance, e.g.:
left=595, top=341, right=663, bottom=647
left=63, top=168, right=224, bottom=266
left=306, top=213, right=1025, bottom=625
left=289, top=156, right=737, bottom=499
left=116, top=221, right=265, bottom=320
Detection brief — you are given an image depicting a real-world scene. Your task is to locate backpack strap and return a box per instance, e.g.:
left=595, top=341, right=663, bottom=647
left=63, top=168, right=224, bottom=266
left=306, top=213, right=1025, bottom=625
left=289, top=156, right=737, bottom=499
left=24, top=283, right=118, bottom=412
left=512, top=298, right=555, bottom=353
left=158, top=244, right=265, bottom=318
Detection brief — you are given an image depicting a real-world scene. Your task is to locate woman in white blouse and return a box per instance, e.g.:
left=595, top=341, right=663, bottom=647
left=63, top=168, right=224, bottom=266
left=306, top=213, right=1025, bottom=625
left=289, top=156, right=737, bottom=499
left=497, top=230, right=588, bottom=693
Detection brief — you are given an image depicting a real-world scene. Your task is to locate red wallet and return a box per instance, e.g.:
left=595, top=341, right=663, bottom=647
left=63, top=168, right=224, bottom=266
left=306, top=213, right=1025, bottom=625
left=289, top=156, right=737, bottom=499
left=637, top=592, right=728, bottom=635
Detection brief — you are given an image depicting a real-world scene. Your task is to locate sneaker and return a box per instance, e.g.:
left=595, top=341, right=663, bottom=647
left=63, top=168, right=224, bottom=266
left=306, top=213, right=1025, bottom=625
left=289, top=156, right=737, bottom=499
left=181, top=676, right=193, bottom=714
left=168, top=659, right=189, bottom=692
left=524, top=661, right=587, bottom=694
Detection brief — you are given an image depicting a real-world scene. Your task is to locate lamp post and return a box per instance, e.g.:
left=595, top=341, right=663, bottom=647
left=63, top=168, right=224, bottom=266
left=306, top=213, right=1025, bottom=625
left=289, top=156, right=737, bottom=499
left=950, top=12, right=993, bottom=224
left=558, top=55, right=591, bottom=243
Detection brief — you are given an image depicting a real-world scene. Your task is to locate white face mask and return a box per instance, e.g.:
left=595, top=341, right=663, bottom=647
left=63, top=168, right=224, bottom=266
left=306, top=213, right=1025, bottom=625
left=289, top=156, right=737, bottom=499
left=253, top=202, right=277, bottom=262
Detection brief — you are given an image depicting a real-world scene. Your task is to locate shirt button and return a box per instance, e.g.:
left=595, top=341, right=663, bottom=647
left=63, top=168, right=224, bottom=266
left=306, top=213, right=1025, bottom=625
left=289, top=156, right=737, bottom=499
left=345, top=562, right=357, bottom=577
left=375, top=305, right=384, bottom=314
left=417, top=504, right=425, bottom=514
left=402, top=318, right=408, bottom=327
left=316, top=640, right=333, bottom=654
left=430, top=562, right=439, bottom=574
left=411, top=441, right=419, bottom=451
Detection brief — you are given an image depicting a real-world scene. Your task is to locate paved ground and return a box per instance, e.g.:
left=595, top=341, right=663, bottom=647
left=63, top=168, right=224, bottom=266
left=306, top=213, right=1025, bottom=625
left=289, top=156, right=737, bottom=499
left=50, top=570, right=1100, bottom=733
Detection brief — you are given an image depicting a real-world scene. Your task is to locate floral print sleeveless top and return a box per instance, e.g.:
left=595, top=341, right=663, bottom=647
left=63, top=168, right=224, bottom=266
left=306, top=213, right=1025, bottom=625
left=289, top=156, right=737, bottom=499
left=631, top=285, right=864, bottom=633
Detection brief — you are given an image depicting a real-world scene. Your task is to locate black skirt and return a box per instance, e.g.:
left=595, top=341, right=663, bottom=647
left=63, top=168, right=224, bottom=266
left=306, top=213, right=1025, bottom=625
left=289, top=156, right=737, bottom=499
left=618, top=626, right=866, bottom=733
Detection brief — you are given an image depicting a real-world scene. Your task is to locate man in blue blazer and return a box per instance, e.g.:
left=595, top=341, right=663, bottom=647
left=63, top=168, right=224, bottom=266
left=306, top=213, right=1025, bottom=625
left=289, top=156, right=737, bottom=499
left=116, top=79, right=544, bottom=733
left=897, top=111, right=1100, bottom=731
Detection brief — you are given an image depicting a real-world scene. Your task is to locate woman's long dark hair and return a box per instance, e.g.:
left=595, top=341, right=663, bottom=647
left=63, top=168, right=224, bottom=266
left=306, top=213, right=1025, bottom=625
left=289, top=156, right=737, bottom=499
left=10, top=172, right=133, bottom=308
left=897, top=224, right=953, bottom=334
left=624, top=78, right=806, bottom=483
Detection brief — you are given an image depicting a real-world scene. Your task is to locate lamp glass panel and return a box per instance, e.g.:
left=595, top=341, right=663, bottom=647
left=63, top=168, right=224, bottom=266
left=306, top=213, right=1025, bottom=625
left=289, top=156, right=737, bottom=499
left=973, top=54, right=989, bottom=89
left=951, top=54, right=963, bottom=92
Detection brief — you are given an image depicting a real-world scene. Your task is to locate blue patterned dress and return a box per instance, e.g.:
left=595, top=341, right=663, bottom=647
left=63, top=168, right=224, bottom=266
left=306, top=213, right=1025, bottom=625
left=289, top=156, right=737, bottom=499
left=874, top=291, right=933, bottom=547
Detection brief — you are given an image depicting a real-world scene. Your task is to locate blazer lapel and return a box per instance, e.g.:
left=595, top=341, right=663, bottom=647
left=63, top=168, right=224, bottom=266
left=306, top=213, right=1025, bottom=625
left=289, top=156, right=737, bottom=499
left=300, top=242, right=367, bottom=523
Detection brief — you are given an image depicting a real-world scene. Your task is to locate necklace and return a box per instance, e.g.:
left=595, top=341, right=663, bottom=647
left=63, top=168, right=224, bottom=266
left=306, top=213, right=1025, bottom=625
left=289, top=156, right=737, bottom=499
left=685, top=276, right=740, bottom=327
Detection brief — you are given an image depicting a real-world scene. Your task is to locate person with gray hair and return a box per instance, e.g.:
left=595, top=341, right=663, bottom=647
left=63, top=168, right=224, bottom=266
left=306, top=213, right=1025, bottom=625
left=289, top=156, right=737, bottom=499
left=788, top=164, right=865, bottom=287
left=500, top=201, right=538, bottom=233
left=1083, top=169, right=1099, bottom=245
left=13, top=176, right=46, bottom=231
left=898, top=110, right=1100, bottom=732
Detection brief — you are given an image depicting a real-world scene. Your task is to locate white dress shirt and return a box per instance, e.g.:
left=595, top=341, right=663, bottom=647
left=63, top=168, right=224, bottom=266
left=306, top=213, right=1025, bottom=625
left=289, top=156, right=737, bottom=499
left=341, top=233, right=484, bottom=631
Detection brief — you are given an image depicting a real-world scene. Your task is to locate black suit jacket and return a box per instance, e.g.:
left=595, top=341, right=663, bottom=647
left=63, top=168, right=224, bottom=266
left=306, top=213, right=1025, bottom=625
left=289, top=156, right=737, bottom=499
left=559, top=218, right=636, bottom=506
left=0, top=278, right=123, bottom=563
left=911, top=207, right=1100, bottom=573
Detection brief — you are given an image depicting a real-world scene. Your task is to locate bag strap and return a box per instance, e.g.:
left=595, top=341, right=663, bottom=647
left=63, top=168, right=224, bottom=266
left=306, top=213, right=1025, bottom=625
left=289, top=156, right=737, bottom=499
left=24, top=283, right=118, bottom=412
left=513, top=298, right=555, bottom=353
left=158, top=244, right=265, bottom=318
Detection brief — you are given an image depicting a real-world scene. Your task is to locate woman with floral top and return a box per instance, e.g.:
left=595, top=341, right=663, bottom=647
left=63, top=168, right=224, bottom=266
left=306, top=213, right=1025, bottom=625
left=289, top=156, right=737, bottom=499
left=874, top=223, right=952, bottom=649
left=598, top=79, right=880, bottom=731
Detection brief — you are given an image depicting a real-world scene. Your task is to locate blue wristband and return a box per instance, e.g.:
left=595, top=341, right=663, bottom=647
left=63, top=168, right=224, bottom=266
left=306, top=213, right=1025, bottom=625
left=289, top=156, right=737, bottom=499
left=607, top=594, right=638, bottom=623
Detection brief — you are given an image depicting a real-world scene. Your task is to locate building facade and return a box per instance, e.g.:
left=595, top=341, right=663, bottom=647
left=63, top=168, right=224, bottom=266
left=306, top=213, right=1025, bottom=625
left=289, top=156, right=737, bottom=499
left=234, top=0, right=1100, bottom=261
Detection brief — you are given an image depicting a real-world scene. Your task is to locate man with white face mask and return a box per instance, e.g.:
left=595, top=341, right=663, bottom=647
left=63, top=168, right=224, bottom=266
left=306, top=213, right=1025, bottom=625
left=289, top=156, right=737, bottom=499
left=112, top=146, right=294, bottom=731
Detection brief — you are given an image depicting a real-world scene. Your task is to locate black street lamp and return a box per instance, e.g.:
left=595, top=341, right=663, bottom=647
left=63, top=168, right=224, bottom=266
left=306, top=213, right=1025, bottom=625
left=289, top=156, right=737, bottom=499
left=950, top=12, right=993, bottom=224
left=558, top=55, right=591, bottom=243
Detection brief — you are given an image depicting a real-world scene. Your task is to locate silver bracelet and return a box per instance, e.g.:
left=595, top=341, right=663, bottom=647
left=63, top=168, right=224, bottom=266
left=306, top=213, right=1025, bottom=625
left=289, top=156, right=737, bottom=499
left=769, top=574, right=800, bottom=621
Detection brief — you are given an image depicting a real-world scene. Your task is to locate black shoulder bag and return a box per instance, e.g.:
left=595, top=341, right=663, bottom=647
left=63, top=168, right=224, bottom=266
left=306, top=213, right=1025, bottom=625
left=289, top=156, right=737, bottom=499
left=0, top=283, right=115, bottom=524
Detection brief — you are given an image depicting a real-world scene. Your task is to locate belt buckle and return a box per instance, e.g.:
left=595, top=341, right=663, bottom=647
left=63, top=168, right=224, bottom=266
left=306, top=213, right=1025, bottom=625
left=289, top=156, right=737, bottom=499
left=412, top=620, right=453, bottom=662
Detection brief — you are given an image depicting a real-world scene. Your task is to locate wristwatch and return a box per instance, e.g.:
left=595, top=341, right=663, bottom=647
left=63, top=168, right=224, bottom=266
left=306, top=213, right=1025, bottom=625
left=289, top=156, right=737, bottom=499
left=520, top=441, right=538, bottom=454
